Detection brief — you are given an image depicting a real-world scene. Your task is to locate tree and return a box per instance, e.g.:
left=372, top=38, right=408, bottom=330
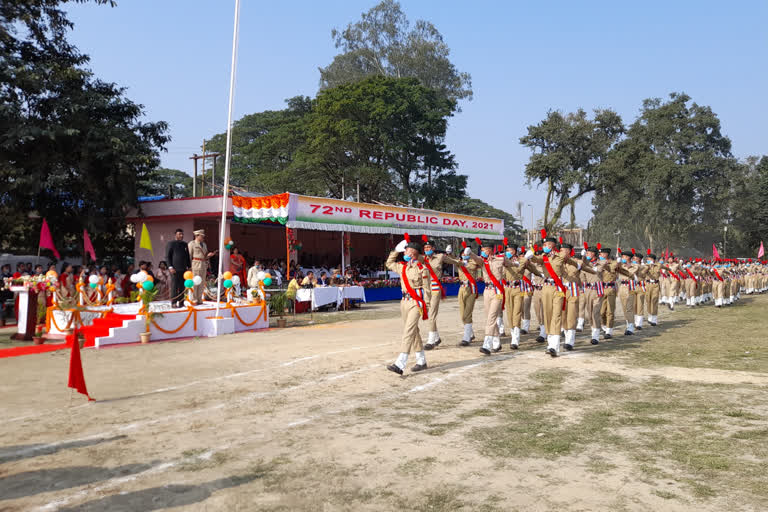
left=590, top=93, right=735, bottom=254
left=1, top=0, right=169, bottom=258
left=138, top=168, right=192, bottom=198
left=319, top=0, right=472, bottom=106
left=520, top=109, right=624, bottom=233
left=301, top=76, right=462, bottom=206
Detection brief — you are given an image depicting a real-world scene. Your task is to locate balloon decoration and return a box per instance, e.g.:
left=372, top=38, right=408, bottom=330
left=264, top=273, right=271, bottom=279
left=138, top=271, right=148, bottom=282
left=142, top=280, right=155, bottom=291
left=263, top=277, right=273, bottom=286
left=224, top=237, right=235, bottom=251
left=222, top=271, right=233, bottom=280
left=46, top=270, right=58, bottom=279
left=256, top=271, right=266, bottom=281
left=223, top=279, right=233, bottom=289
left=130, top=273, right=139, bottom=283
left=184, top=279, right=194, bottom=289
left=89, top=282, right=98, bottom=289
left=183, top=270, right=194, bottom=280
left=192, top=275, right=203, bottom=286
left=88, top=275, right=99, bottom=284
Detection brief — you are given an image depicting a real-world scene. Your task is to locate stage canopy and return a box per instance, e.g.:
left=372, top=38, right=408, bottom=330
left=232, top=193, right=504, bottom=240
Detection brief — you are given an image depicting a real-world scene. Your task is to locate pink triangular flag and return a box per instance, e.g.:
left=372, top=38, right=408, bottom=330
left=39, top=219, right=60, bottom=259
left=712, top=244, right=720, bottom=260
left=83, top=229, right=97, bottom=262
left=758, top=241, right=765, bottom=259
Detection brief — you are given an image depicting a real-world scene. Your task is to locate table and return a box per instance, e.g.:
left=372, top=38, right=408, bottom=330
left=295, top=286, right=367, bottom=311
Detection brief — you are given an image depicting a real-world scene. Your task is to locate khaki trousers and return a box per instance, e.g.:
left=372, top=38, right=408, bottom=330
left=426, top=292, right=441, bottom=332
left=531, top=288, right=544, bottom=328
left=540, top=284, right=564, bottom=335
left=645, top=283, right=660, bottom=315
left=192, top=262, right=206, bottom=303
left=578, top=293, right=586, bottom=319
left=685, top=279, right=697, bottom=300
left=562, top=289, right=579, bottom=331
left=483, top=287, right=503, bottom=337
left=399, top=299, right=424, bottom=354
left=583, top=288, right=603, bottom=328
left=458, top=285, right=477, bottom=325
left=618, top=284, right=635, bottom=323
left=522, top=294, right=532, bottom=321
left=600, top=287, right=617, bottom=328
left=504, top=286, right=524, bottom=329
left=634, top=290, right=646, bottom=316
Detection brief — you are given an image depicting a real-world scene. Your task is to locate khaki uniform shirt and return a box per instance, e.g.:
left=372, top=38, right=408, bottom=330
left=386, top=252, right=431, bottom=298
left=188, top=240, right=209, bottom=271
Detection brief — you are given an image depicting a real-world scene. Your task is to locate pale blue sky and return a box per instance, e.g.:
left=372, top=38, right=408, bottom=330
left=65, top=0, right=767, bottom=226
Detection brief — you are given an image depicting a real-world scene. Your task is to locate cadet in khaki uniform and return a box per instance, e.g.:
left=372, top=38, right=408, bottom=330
left=529, top=252, right=546, bottom=342
left=468, top=240, right=517, bottom=355
left=188, top=230, right=217, bottom=305
left=599, top=247, right=634, bottom=339
left=579, top=245, right=607, bottom=345
left=528, top=235, right=583, bottom=357
left=629, top=250, right=648, bottom=330
left=560, top=243, right=597, bottom=351
left=455, top=241, right=481, bottom=346
left=386, top=238, right=431, bottom=375
left=422, top=238, right=461, bottom=350
left=712, top=261, right=726, bottom=307
left=643, top=251, right=672, bottom=325
left=616, top=250, right=639, bottom=335
left=502, top=242, right=543, bottom=350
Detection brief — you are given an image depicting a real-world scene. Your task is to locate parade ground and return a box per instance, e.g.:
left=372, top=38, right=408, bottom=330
left=2, top=296, right=768, bottom=512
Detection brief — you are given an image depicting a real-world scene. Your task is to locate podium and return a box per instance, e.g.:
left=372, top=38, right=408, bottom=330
left=10, top=286, right=38, bottom=341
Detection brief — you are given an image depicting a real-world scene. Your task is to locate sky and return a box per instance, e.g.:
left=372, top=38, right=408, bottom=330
left=65, top=0, right=768, bottom=228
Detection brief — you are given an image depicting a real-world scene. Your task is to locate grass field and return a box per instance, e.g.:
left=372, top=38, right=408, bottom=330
left=1, top=294, right=767, bottom=511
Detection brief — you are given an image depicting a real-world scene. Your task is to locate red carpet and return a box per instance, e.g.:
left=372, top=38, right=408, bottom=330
left=0, top=342, right=69, bottom=358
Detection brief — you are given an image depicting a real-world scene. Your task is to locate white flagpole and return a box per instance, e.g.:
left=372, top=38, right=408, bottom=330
left=215, top=0, right=241, bottom=320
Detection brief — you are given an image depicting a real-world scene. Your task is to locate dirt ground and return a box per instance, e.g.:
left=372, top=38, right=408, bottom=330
left=1, top=294, right=768, bottom=511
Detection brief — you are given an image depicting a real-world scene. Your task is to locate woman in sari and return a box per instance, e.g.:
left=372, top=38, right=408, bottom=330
left=155, top=261, right=172, bottom=301
left=229, top=247, right=247, bottom=294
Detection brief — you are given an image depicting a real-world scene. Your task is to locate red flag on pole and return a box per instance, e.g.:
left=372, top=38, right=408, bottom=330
left=39, top=219, right=60, bottom=259
left=712, top=244, right=720, bottom=260
left=83, top=229, right=97, bottom=262
left=68, top=327, right=94, bottom=401
left=759, top=241, right=765, bottom=259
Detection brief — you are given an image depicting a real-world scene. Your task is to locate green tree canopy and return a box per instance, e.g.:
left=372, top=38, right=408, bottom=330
left=1, top=0, right=169, bottom=260
left=319, top=0, right=472, bottom=106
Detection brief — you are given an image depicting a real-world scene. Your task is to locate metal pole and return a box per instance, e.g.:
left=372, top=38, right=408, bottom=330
left=214, top=0, right=241, bottom=320
left=723, top=226, right=727, bottom=258
left=201, top=139, right=206, bottom=196
left=192, top=154, right=198, bottom=197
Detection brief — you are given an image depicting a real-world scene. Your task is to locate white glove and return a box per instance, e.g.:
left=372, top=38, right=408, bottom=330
left=462, top=247, right=471, bottom=256
left=445, top=244, right=452, bottom=255
left=395, top=239, right=408, bottom=253
left=523, top=250, right=534, bottom=260
left=580, top=249, right=586, bottom=258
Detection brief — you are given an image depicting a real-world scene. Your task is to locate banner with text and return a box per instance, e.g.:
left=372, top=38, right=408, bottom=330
left=288, top=195, right=503, bottom=239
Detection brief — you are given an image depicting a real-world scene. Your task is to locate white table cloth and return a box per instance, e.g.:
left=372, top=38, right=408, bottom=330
left=294, top=286, right=366, bottom=310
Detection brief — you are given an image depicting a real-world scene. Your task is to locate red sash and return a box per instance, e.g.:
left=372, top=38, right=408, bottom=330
left=521, top=275, right=533, bottom=289
left=713, top=269, right=723, bottom=282
left=483, top=259, right=506, bottom=310
left=685, top=269, right=696, bottom=280
left=459, top=264, right=478, bottom=297
left=425, top=259, right=446, bottom=298
left=401, top=262, right=428, bottom=320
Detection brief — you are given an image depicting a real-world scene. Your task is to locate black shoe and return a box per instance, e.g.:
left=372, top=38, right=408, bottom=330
left=520, top=330, right=528, bottom=335
left=459, top=340, right=470, bottom=347
left=636, top=326, right=642, bottom=331
left=667, top=303, right=672, bottom=310
left=649, top=322, right=657, bottom=326
left=411, top=363, right=428, bottom=372
left=510, top=344, right=519, bottom=350
left=548, top=348, right=558, bottom=357
left=604, top=334, right=613, bottom=340
left=493, top=346, right=502, bottom=353
left=479, top=347, right=491, bottom=355
left=424, top=343, right=435, bottom=351
left=624, top=330, right=633, bottom=336
left=386, top=364, right=403, bottom=375
left=576, top=328, right=583, bottom=333
left=470, top=335, right=476, bottom=341
left=591, top=339, right=599, bottom=345
left=565, top=344, right=574, bottom=351
left=535, top=336, right=546, bottom=343
left=433, top=338, right=441, bottom=347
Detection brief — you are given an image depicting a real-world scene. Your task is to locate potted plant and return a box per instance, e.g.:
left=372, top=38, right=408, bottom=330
left=139, top=288, right=163, bottom=343
left=269, top=292, right=289, bottom=328
left=33, top=325, right=46, bottom=345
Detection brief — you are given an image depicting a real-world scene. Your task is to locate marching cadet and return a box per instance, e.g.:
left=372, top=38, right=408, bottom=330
left=616, top=249, right=639, bottom=335
left=527, top=232, right=583, bottom=357
left=188, top=229, right=217, bottom=305
left=629, top=249, right=648, bottom=330
left=520, top=248, right=536, bottom=335
left=580, top=244, right=606, bottom=345
left=529, top=249, right=547, bottom=343
left=386, top=235, right=431, bottom=375
left=712, top=260, right=726, bottom=307
left=560, top=243, right=597, bottom=351
left=502, top=240, right=544, bottom=350
left=643, top=250, right=672, bottom=325
left=421, top=236, right=456, bottom=350
left=683, top=259, right=698, bottom=307
left=599, top=247, right=634, bottom=339
left=454, top=241, right=481, bottom=346
left=467, top=239, right=518, bottom=355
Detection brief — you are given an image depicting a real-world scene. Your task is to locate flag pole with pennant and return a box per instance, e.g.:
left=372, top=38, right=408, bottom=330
left=139, top=223, right=153, bottom=256
left=39, top=219, right=60, bottom=260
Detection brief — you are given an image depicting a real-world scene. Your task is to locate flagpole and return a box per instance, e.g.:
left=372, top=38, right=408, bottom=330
left=215, top=0, right=241, bottom=321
